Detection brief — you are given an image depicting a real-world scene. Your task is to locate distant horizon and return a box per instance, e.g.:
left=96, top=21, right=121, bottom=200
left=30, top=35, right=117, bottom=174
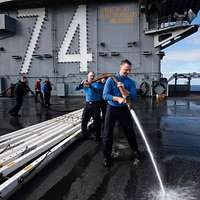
left=167, top=84, right=200, bottom=91
left=191, top=85, right=200, bottom=91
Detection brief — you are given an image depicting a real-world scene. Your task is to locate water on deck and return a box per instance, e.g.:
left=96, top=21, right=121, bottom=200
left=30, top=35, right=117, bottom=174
left=1, top=96, right=200, bottom=200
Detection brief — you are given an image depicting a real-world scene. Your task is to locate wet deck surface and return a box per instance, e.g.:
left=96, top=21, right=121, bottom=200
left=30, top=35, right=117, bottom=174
left=1, top=96, right=200, bottom=200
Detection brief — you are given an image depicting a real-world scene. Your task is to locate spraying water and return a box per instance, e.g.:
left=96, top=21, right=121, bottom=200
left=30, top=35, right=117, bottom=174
left=148, top=185, right=197, bottom=200
left=130, top=109, right=166, bottom=195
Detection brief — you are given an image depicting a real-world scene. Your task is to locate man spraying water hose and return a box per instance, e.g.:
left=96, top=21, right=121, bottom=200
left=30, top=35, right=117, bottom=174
left=102, top=59, right=141, bottom=167
left=101, top=61, right=166, bottom=194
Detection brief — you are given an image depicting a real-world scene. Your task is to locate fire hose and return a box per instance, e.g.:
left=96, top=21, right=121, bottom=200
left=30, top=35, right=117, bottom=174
left=91, top=73, right=165, bottom=193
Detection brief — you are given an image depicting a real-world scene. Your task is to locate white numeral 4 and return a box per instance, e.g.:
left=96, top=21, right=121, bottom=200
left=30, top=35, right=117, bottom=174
left=58, top=5, right=92, bottom=72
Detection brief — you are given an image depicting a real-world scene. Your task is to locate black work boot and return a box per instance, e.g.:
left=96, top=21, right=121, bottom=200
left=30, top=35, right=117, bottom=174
left=14, top=114, right=21, bottom=117
left=103, top=157, right=113, bottom=168
left=132, top=150, right=141, bottom=166
left=95, top=136, right=101, bottom=143
left=8, top=111, right=14, bottom=116
left=81, top=133, right=94, bottom=140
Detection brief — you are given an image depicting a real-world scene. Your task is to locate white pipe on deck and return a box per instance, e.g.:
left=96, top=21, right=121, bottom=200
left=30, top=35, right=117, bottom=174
left=0, top=129, right=82, bottom=200
left=0, top=109, right=82, bottom=143
left=0, top=121, right=64, bottom=149
left=0, top=121, right=81, bottom=165
left=0, top=112, right=82, bottom=150
left=0, top=123, right=81, bottom=178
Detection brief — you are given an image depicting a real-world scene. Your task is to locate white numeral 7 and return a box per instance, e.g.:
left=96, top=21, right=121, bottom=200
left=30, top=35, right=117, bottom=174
left=18, top=8, right=46, bottom=74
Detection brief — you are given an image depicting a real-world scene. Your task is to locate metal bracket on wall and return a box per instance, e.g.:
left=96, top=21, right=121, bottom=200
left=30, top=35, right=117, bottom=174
left=98, top=52, right=107, bottom=57
left=128, top=41, right=137, bottom=47
left=156, top=51, right=165, bottom=59
left=33, top=54, right=43, bottom=59
left=43, top=54, right=53, bottom=58
left=143, top=51, right=152, bottom=55
left=111, top=52, right=120, bottom=56
left=12, top=55, right=22, bottom=60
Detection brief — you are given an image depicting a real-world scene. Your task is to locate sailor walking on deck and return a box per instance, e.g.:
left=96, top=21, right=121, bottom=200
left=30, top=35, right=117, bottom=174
left=102, top=59, right=141, bottom=167
left=75, top=71, right=102, bottom=142
left=9, top=76, right=33, bottom=117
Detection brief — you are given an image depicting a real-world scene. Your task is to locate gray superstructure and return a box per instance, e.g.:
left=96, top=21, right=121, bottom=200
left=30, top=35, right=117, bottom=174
left=0, top=0, right=199, bottom=95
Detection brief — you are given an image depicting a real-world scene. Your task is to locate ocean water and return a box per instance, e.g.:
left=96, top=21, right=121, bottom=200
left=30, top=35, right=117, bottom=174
left=191, top=85, right=200, bottom=92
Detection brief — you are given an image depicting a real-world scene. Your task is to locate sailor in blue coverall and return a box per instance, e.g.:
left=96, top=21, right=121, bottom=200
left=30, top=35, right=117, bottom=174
left=103, top=59, right=141, bottom=167
left=76, top=71, right=103, bottom=142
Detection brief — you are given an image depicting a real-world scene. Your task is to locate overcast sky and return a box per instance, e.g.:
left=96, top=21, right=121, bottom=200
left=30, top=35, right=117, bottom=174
left=161, top=11, right=200, bottom=85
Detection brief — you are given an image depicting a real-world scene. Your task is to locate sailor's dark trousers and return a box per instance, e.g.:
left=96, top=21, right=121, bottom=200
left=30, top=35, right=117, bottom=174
left=103, top=104, right=139, bottom=159
left=9, top=95, right=23, bottom=115
left=81, top=101, right=101, bottom=139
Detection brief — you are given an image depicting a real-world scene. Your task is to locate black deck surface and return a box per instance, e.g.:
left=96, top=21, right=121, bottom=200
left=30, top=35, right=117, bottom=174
left=1, top=96, right=200, bottom=200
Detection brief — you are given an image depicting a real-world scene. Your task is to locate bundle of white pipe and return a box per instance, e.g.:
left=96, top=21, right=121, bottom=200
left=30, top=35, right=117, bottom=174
left=0, top=109, right=85, bottom=199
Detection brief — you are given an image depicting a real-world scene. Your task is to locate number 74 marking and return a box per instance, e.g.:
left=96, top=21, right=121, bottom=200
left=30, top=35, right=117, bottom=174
left=18, top=5, right=92, bottom=74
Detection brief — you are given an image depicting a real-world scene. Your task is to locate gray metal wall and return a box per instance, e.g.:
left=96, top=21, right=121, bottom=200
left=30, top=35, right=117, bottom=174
left=0, top=1, right=161, bottom=95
